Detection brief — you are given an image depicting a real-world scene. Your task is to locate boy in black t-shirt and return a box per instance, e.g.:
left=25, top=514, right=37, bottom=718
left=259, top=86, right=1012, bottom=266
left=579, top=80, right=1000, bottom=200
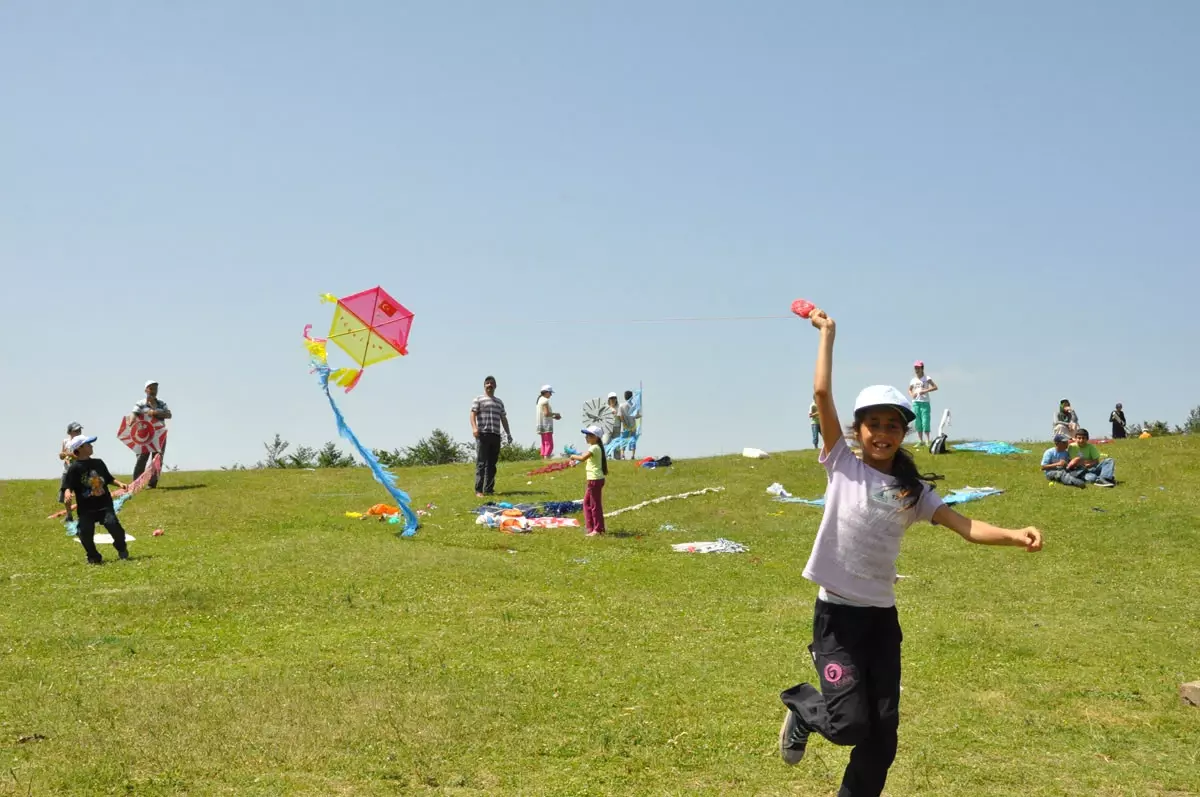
left=62, top=436, right=131, bottom=564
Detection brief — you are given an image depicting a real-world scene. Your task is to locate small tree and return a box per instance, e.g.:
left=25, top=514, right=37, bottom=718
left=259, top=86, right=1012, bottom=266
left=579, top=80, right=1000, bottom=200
left=403, top=429, right=469, bottom=466
left=317, top=442, right=355, bottom=468
left=373, top=448, right=408, bottom=468
left=1183, top=406, right=1200, bottom=434
left=1142, top=420, right=1173, bottom=436
left=287, top=446, right=317, bottom=469
left=498, top=439, right=541, bottom=462
left=260, top=434, right=290, bottom=468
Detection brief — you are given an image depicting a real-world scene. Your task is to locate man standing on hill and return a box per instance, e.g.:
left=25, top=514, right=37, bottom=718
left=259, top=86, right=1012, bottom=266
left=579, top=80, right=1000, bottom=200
left=133, top=379, right=172, bottom=488
left=470, top=375, right=513, bottom=497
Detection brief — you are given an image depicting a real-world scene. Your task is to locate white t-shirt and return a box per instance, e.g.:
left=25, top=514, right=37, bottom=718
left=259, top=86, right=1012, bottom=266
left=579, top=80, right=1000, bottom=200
left=535, top=396, right=554, bottom=434
left=61, top=437, right=73, bottom=472
left=803, top=436, right=944, bottom=607
left=909, top=376, right=933, bottom=404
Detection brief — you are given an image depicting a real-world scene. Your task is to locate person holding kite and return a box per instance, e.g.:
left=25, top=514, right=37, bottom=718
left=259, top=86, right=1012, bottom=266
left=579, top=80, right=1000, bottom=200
left=777, top=306, right=1042, bottom=796
left=62, top=435, right=132, bottom=564
left=568, top=424, right=608, bottom=537
left=131, top=380, right=171, bottom=487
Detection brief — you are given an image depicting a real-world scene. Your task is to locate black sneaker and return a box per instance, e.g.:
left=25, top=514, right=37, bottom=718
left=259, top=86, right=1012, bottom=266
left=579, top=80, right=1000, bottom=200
left=779, top=710, right=809, bottom=765
left=1095, top=480, right=1115, bottom=488
left=86, top=558, right=104, bottom=566
left=118, top=550, right=130, bottom=560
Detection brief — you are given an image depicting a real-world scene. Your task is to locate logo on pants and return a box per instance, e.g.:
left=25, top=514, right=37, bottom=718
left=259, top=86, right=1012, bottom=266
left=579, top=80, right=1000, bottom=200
left=822, top=661, right=856, bottom=690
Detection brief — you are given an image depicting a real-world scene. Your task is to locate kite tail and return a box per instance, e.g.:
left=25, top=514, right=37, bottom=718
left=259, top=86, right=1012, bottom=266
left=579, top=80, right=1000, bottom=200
left=316, top=364, right=419, bottom=536
left=605, top=430, right=640, bottom=457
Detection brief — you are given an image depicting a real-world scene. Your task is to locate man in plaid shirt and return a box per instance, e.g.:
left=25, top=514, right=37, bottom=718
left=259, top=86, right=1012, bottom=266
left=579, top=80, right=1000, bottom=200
left=470, top=375, right=513, bottom=497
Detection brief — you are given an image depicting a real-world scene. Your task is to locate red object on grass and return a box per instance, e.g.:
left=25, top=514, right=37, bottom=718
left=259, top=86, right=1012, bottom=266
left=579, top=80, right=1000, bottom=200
left=791, top=299, right=814, bottom=318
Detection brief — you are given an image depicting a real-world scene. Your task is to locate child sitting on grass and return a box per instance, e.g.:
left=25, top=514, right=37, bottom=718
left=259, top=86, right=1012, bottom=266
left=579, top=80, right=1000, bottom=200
left=62, top=435, right=132, bottom=565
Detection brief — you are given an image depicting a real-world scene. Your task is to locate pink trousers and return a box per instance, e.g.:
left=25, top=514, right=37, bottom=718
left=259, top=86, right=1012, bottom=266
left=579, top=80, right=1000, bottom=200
left=584, top=478, right=606, bottom=534
left=540, top=433, right=554, bottom=458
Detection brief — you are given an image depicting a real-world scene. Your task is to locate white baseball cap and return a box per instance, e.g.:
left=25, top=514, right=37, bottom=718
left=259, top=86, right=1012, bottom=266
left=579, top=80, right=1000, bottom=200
left=607, top=392, right=618, bottom=399
left=853, top=385, right=915, bottom=423
left=67, top=434, right=98, bottom=452
left=145, top=379, right=159, bottom=389
left=540, top=385, right=554, bottom=394
left=581, top=424, right=605, bottom=439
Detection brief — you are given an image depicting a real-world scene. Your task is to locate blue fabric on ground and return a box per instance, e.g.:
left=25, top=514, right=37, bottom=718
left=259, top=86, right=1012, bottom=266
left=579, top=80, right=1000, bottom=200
left=942, top=487, right=1005, bottom=505
left=774, top=496, right=825, bottom=506
left=952, top=441, right=1030, bottom=455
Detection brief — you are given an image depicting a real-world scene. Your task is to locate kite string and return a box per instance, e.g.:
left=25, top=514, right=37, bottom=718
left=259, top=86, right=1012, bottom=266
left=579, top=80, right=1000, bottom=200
left=538, top=314, right=795, bottom=325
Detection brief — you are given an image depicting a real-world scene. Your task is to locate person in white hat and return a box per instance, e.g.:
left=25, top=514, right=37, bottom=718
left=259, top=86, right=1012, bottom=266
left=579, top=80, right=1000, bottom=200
left=132, top=380, right=172, bottom=487
left=777, top=306, right=1043, bottom=792
left=61, top=435, right=132, bottom=564
left=568, top=425, right=609, bottom=536
left=907, top=361, right=938, bottom=449
left=535, top=385, right=561, bottom=459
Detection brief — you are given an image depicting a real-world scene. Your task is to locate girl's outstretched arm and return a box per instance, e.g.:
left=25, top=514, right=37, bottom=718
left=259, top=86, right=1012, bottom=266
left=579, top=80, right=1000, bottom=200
left=932, top=505, right=1043, bottom=551
left=810, top=308, right=842, bottom=454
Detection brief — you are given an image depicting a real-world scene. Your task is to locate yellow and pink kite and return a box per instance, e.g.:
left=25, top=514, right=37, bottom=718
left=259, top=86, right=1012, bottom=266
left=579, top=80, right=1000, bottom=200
left=304, top=286, right=415, bottom=391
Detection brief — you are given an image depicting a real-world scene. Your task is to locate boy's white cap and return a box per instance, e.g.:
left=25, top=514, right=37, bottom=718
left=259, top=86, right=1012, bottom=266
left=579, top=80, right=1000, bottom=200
left=145, top=379, right=159, bottom=388
left=607, top=391, right=618, bottom=399
left=67, top=434, right=98, bottom=452
left=853, top=385, right=916, bottom=423
left=581, top=424, right=605, bottom=439
left=540, top=384, right=553, bottom=393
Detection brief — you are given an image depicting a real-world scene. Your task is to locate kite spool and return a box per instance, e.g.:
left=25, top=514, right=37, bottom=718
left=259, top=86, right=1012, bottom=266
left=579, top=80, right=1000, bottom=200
left=791, top=299, right=814, bottom=319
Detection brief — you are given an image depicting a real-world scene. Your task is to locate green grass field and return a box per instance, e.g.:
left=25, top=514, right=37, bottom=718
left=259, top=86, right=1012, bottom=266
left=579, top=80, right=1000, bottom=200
left=3, top=437, right=1198, bottom=796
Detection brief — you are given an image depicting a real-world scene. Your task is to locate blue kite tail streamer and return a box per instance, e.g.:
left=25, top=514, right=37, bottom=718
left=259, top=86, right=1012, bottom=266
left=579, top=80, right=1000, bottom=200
left=314, top=361, right=419, bottom=536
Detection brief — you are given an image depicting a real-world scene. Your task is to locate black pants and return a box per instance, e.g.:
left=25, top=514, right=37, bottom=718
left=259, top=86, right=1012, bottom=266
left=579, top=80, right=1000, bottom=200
left=474, top=433, right=502, bottom=494
left=77, top=510, right=129, bottom=564
left=133, top=442, right=165, bottom=487
left=781, top=600, right=902, bottom=797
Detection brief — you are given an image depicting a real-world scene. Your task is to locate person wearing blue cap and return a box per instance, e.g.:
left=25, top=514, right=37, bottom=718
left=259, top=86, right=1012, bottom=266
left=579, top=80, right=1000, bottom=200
left=62, top=435, right=131, bottom=564
left=1041, top=434, right=1086, bottom=488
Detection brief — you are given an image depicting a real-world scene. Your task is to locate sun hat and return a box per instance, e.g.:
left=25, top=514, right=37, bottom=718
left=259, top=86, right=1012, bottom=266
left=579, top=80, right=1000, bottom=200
left=145, top=379, right=159, bottom=389
left=67, top=434, right=98, bottom=453
left=853, top=385, right=916, bottom=423
left=67, top=421, right=83, bottom=433
left=540, top=385, right=554, bottom=394
left=913, top=360, right=924, bottom=368
left=581, top=424, right=605, bottom=439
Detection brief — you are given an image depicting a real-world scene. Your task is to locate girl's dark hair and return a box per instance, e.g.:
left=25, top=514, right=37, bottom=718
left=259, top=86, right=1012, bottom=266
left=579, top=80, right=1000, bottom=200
left=849, top=409, right=924, bottom=500
left=597, top=435, right=608, bottom=476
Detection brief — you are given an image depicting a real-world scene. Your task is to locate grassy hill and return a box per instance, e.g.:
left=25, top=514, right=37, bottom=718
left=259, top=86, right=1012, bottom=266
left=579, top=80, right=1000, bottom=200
left=2, top=437, right=1198, bottom=796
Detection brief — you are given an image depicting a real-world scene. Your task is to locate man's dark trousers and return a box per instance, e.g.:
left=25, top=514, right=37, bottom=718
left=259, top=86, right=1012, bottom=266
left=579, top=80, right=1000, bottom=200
left=475, top=433, right=502, bottom=494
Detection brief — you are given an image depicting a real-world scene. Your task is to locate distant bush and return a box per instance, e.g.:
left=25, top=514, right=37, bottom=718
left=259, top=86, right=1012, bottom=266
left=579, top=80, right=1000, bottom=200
left=498, top=440, right=541, bottom=462
left=237, top=430, right=543, bottom=471
left=1183, top=406, right=1200, bottom=434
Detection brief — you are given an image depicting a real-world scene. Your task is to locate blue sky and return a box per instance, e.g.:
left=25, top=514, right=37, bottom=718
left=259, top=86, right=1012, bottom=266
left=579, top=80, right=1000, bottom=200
left=2, top=1, right=1197, bottom=480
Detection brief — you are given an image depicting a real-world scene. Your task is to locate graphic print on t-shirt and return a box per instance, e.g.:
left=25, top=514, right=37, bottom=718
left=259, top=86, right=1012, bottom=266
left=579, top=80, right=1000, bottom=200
left=84, top=470, right=107, bottom=497
left=870, top=484, right=918, bottom=511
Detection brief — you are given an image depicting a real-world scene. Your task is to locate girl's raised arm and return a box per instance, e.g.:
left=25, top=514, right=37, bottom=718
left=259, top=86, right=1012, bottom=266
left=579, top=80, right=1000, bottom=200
left=810, top=309, right=842, bottom=454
